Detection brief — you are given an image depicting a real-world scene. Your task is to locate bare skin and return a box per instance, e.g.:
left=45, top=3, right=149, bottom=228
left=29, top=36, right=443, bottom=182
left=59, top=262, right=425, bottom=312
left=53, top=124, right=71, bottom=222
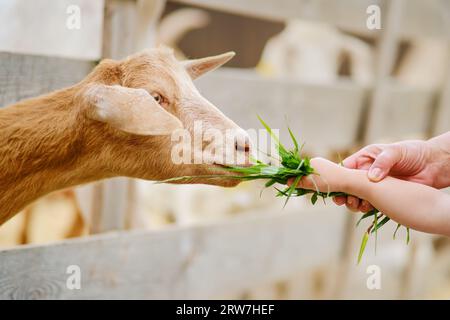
left=334, top=132, right=450, bottom=212
left=289, top=157, right=450, bottom=237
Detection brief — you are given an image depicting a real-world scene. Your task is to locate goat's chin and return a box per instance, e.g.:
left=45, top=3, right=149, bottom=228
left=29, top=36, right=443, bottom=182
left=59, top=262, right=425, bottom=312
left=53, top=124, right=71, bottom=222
left=167, top=163, right=243, bottom=187
left=198, top=163, right=243, bottom=187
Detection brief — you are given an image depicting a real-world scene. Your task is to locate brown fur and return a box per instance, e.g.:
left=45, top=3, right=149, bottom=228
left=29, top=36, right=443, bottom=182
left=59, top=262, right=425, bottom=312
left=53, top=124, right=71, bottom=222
left=0, top=47, right=249, bottom=225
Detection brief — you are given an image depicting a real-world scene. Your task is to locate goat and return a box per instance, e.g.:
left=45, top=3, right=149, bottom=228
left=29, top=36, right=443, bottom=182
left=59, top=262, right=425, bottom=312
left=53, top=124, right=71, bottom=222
left=157, top=8, right=210, bottom=59
left=257, top=20, right=374, bottom=85
left=0, top=46, right=251, bottom=226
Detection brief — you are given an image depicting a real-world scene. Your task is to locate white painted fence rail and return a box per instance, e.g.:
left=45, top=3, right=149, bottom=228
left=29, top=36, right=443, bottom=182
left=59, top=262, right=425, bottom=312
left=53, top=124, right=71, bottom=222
left=196, top=68, right=435, bottom=150
left=0, top=53, right=93, bottom=107
left=171, top=0, right=450, bottom=39
left=0, top=206, right=346, bottom=299
left=0, top=0, right=104, bottom=60
left=1, top=0, right=448, bottom=300
left=196, top=68, right=367, bottom=154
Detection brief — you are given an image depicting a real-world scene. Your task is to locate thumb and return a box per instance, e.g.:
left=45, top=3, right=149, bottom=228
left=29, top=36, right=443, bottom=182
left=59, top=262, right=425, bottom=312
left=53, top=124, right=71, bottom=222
left=368, top=147, right=401, bottom=182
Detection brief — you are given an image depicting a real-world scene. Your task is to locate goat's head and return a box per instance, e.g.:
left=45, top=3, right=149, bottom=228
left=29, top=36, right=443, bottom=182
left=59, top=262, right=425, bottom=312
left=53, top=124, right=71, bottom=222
left=77, top=47, right=251, bottom=186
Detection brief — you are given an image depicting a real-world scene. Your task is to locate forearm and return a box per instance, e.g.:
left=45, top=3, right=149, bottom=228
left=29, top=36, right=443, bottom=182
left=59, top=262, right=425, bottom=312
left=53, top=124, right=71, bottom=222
left=427, top=131, right=450, bottom=188
left=342, top=168, right=450, bottom=236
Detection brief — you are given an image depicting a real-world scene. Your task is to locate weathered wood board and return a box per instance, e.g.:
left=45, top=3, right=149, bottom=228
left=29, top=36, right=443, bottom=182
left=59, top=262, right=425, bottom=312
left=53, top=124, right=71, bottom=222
left=0, top=53, right=94, bottom=107
left=96, top=0, right=167, bottom=234
left=195, top=68, right=367, bottom=154
left=372, top=82, right=436, bottom=141
left=171, top=0, right=450, bottom=39
left=0, top=0, right=104, bottom=60
left=0, top=205, right=347, bottom=299
left=434, top=57, right=450, bottom=136
left=196, top=68, right=436, bottom=150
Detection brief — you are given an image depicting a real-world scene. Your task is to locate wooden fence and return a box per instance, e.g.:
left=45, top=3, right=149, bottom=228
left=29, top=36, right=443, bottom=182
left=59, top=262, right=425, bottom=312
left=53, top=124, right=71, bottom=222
left=0, top=0, right=449, bottom=299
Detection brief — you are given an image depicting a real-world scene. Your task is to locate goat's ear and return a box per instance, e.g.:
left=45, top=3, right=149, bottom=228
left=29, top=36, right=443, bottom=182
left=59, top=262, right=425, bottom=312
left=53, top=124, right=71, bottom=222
left=83, top=84, right=182, bottom=135
left=183, top=51, right=235, bottom=79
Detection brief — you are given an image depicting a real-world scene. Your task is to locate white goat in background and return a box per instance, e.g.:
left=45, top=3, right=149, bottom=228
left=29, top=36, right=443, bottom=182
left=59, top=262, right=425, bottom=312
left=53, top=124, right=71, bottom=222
left=257, top=20, right=374, bottom=85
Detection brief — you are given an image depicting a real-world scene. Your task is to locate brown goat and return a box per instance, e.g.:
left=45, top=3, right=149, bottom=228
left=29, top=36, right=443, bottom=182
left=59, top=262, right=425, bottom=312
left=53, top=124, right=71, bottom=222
left=0, top=47, right=251, bottom=225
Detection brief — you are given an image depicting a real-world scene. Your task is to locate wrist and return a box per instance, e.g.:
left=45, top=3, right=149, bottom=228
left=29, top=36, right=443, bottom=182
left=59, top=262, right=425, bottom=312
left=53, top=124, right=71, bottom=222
left=428, top=131, right=450, bottom=153
left=339, top=167, right=367, bottom=198
left=426, top=132, right=450, bottom=188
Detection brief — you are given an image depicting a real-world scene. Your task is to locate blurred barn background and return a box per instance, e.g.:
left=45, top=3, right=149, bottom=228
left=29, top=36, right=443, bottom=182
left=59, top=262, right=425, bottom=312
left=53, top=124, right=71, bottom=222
left=0, top=0, right=449, bottom=299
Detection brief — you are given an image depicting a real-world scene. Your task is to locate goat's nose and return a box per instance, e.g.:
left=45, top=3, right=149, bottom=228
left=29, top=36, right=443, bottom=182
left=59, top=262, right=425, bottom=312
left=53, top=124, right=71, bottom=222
left=235, top=135, right=251, bottom=153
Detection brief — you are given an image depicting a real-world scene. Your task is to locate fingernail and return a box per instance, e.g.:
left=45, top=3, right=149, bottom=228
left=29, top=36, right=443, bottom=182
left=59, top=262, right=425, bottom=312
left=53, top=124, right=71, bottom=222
left=369, top=168, right=382, bottom=181
left=347, top=198, right=354, bottom=206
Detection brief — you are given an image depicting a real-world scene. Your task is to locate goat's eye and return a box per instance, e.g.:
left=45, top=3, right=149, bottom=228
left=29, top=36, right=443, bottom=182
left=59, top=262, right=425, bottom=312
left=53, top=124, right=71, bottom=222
left=151, top=92, right=163, bottom=104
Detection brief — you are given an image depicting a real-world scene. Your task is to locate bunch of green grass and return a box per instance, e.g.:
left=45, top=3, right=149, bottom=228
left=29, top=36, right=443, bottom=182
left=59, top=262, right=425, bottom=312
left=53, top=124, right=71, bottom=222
left=162, top=117, right=410, bottom=263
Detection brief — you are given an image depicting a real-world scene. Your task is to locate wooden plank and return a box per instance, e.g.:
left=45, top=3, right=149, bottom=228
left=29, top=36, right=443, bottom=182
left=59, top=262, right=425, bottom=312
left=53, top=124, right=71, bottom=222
left=0, top=205, right=346, bottom=299
left=0, top=0, right=104, bottom=60
left=102, top=0, right=139, bottom=59
left=171, top=0, right=450, bottom=39
left=364, top=0, right=403, bottom=143
left=195, top=68, right=367, bottom=154
left=197, top=69, right=434, bottom=149
left=332, top=0, right=404, bottom=299
left=172, top=0, right=376, bottom=27
left=400, top=0, right=450, bottom=40
left=379, top=84, right=436, bottom=141
left=86, top=0, right=142, bottom=234
left=363, top=0, right=437, bottom=142
left=102, top=0, right=166, bottom=59
left=433, top=45, right=450, bottom=136
left=0, top=53, right=94, bottom=107
left=134, top=0, right=167, bottom=52
left=89, top=0, right=168, bottom=233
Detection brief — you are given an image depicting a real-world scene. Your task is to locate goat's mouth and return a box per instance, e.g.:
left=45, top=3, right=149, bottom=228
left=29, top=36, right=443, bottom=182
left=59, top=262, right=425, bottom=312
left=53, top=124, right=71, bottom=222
left=209, top=162, right=235, bottom=173
left=211, top=158, right=253, bottom=169
left=212, top=162, right=227, bottom=168
left=163, top=163, right=245, bottom=187
left=196, top=163, right=243, bottom=187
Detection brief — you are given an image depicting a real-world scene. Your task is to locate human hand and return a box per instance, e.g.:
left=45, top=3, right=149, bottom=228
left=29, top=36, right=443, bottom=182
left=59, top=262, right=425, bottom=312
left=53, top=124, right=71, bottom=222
left=334, top=138, right=448, bottom=212
left=287, top=157, right=348, bottom=193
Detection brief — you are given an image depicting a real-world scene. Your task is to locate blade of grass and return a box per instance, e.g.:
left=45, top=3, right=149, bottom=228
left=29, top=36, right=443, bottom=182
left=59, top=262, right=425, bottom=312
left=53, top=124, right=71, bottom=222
left=257, top=116, right=289, bottom=158
left=284, top=175, right=302, bottom=208
left=337, top=153, right=344, bottom=166
left=374, top=213, right=379, bottom=255
left=287, top=126, right=299, bottom=154
left=265, top=179, right=277, bottom=188
left=356, top=210, right=377, bottom=227
left=371, top=216, right=391, bottom=233
left=393, top=223, right=401, bottom=240
left=311, top=193, right=318, bottom=205
left=358, top=232, right=370, bottom=264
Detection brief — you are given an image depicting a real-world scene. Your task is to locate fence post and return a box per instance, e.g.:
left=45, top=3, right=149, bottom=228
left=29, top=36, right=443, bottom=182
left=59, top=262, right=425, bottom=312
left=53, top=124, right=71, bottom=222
left=332, top=0, right=404, bottom=299
left=433, top=44, right=450, bottom=136
left=85, top=0, right=166, bottom=233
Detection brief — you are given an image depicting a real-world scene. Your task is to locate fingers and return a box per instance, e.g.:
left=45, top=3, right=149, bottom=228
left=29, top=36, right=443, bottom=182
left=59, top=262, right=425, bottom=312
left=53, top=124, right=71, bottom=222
left=359, top=200, right=374, bottom=213
left=287, top=176, right=315, bottom=190
left=333, top=195, right=374, bottom=213
left=346, top=195, right=360, bottom=212
left=368, top=146, right=401, bottom=182
left=333, top=195, right=346, bottom=206
left=343, top=144, right=401, bottom=183
left=343, top=145, right=382, bottom=170
left=291, top=179, right=375, bottom=213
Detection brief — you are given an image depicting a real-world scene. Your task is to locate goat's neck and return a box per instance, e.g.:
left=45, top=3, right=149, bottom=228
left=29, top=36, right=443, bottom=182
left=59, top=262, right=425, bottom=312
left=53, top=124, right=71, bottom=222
left=0, top=88, right=108, bottom=224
